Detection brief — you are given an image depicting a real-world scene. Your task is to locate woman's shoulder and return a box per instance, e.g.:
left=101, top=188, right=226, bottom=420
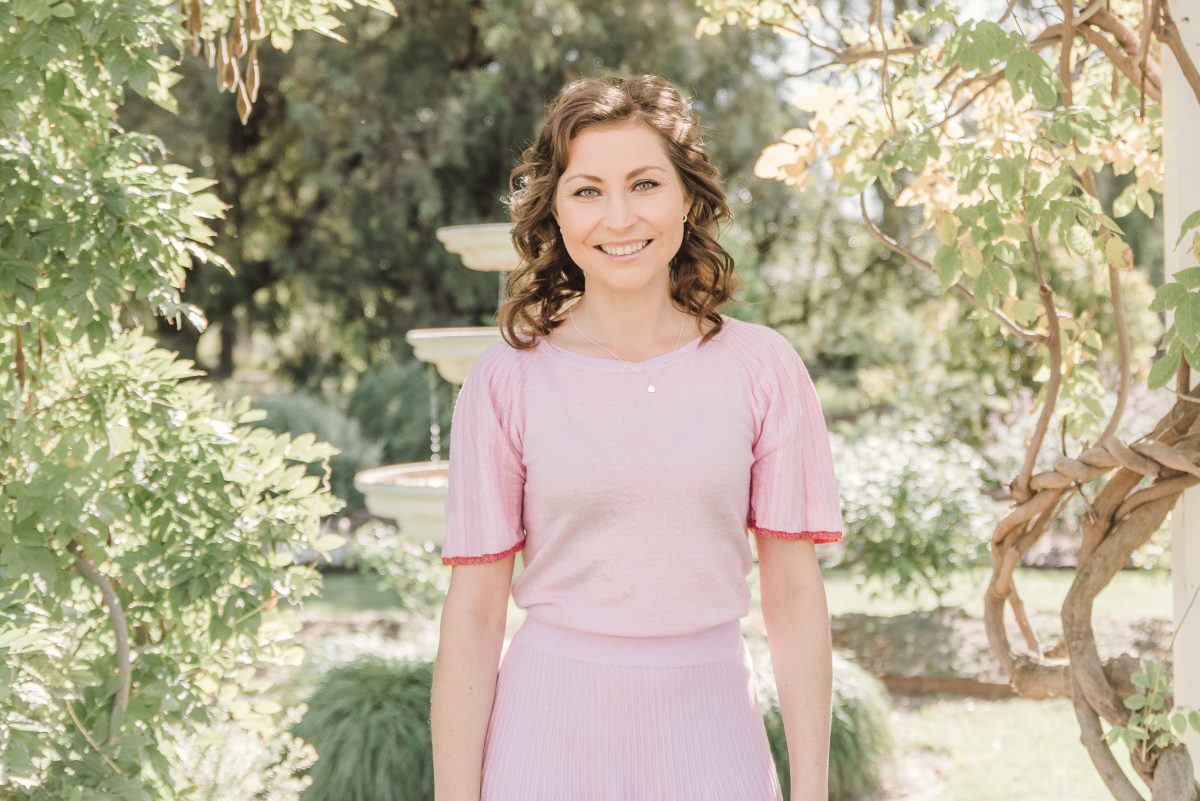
left=463, top=337, right=531, bottom=392
left=716, top=315, right=801, bottom=369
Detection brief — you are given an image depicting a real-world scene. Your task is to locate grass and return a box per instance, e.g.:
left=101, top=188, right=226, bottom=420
left=893, top=695, right=1146, bottom=801
left=820, top=564, right=1173, bottom=620
left=290, top=570, right=410, bottom=613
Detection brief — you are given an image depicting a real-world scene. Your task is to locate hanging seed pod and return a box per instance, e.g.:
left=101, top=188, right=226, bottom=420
left=236, top=80, right=252, bottom=124
left=189, top=0, right=202, bottom=35
left=231, top=1, right=247, bottom=58
left=191, top=29, right=200, bottom=57
left=247, top=42, right=260, bottom=102
left=223, top=41, right=240, bottom=91
left=204, top=36, right=215, bottom=68
left=249, top=0, right=263, bottom=38
left=216, top=34, right=230, bottom=90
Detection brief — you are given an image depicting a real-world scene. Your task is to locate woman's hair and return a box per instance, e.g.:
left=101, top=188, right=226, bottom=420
left=497, top=74, right=741, bottom=348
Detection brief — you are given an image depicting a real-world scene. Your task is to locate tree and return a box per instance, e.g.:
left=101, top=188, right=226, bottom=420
left=0, top=0, right=388, bottom=797
left=699, top=0, right=1200, bottom=797
left=118, top=0, right=900, bottom=392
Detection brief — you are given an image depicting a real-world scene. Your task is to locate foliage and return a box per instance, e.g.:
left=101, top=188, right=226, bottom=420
left=291, top=657, right=435, bottom=801
left=698, top=0, right=1200, bottom=794
left=252, top=392, right=383, bottom=512
left=345, top=361, right=452, bottom=466
left=1148, top=214, right=1200, bottom=387
left=758, top=652, right=894, bottom=801
left=351, top=521, right=449, bottom=616
left=119, top=0, right=824, bottom=390
left=831, top=414, right=998, bottom=601
left=160, top=700, right=318, bottom=801
left=1106, top=657, right=1200, bottom=760
left=0, top=0, right=389, bottom=797
left=700, top=0, right=1168, bottom=444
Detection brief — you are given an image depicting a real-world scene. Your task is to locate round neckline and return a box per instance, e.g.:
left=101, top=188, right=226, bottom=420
left=538, top=314, right=734, bottom=371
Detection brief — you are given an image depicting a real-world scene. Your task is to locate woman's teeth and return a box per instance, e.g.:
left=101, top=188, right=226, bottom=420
left=598, top=240, right=650, bottom=257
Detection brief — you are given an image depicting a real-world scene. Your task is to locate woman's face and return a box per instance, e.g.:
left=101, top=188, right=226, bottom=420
left=552, top=119, right=692, bottom=291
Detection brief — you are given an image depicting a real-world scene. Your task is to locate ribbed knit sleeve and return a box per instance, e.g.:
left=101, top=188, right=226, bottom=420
left=441, top=345, right=526, bottom=566
left=747, top=330, right=844, bottom=544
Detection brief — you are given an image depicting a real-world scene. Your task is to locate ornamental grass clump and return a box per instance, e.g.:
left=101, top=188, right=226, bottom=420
left=760, top=653, right=894, bottom=801
left=292, top=657, right=434, bottom=801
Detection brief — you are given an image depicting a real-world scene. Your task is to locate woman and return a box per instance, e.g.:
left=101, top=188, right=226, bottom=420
left=430, top=74, right=845, bottom=801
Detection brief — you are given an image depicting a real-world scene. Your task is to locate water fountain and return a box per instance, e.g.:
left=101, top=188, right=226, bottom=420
left=353, top=223, right=522, bottom=566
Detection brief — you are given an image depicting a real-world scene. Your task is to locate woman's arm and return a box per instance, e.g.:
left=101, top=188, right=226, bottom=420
left=431, top=554, right=517, bottom=801
left=755, top=535, right=834, bottom=801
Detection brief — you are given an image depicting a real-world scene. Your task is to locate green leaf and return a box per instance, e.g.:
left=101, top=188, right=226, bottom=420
left=1178, top=294, right=1200, bottom=349
left=1149, top=350, right=1181, bottom=390
left=1176, top=267, right=1200, bottom=289
left=1151, top=283, right=1187, bottom=311
left=933, top=245, right=961, bottom=290
left=1175, top=209, right=1200, bottom=249
left=1113, top=185, right=1137, bottom=218
left=314, top=533, right=347, bottom=553
left=1065, top=224, right=1092, bottom=255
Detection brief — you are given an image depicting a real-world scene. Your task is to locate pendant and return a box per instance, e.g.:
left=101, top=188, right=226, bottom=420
left=647, top=384, right=656, bottom=392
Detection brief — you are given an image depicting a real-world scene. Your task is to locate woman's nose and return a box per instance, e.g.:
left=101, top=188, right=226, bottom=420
left=602, top=195, right=636, bottom=230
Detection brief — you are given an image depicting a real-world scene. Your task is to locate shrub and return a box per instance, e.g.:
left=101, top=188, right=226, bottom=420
left=832, top=413, right=999, bottom=602
left=162, top=703, right=317, bottom=801
left=351, top=520, right=449, bottom=616
left=252, top=393, right=383, bottom=513
left=345, top=361, right=453, bottom=466
left=292, top=657, right=434, bottom=801
left=759, top=653, right=894, bottom=801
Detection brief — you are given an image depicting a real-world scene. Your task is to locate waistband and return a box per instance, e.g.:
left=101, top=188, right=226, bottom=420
left=511, top=615, right=745, bottom=667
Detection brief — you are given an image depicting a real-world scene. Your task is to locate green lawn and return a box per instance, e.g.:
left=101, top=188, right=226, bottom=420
left=820, top=564, right=1173, bottom=620
left=893, top=695, right=1146, bottom=801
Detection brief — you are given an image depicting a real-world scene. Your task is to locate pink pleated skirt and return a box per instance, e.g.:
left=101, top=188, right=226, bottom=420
left=480, top=615, right=784, bottom=801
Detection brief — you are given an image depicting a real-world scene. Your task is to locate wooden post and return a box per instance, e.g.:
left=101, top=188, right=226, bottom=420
left=1165, top=5, right=1200, bottom=773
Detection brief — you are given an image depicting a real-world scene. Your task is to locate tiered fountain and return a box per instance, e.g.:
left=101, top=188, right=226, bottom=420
left=353, top=223, right=522, bottom=568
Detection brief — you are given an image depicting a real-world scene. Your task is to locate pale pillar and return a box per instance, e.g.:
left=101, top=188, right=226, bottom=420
left=1164, top=8, right=1200, bottom=772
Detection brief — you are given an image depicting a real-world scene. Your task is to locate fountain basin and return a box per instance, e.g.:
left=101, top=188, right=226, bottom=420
left=405, top=327, right=503, bottom=385
left=354, top=461, right=450, bottom=544
left=435, top=223, right=519, bottom=272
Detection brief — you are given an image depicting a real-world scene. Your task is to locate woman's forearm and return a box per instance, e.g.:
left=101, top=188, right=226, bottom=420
left=762, top=584, right=835, bottom=801
left=430, top=605, right=508, bottom=801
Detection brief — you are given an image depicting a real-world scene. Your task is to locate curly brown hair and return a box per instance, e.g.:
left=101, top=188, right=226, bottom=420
left=497, top=74, right=741, bottom=349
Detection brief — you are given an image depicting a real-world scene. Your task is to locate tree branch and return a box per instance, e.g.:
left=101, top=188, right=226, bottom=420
left=69, top=542, right=131, bottom=746
left=857, top=194, right=1047, bottom=345
left=1159, top=0, right=1200, bottom=105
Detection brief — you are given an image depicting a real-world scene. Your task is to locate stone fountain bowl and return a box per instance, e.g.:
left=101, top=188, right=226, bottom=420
left=435, top=223, right=518, bottom=272
left=354, top=460, right=525, bottom=579
left=405, top=327, right=504, bottom=385
left=354, top=461, right=450, bottom=545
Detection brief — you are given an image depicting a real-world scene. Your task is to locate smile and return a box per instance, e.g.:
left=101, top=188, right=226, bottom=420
left=596, top=240, right=651, bottom=257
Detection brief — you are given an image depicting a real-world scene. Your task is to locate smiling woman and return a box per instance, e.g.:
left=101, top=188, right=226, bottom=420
left=429, top=75, right=846, bottom=801
left=499, top=74, right=738, bottom=361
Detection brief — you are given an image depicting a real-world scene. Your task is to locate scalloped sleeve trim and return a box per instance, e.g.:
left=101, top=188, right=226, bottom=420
left=748, top=520, right=842, bottom=544
left=441, top=539, right=524, bottom=566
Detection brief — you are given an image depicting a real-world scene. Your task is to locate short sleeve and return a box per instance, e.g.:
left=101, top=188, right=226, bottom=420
left=747, top=332, right=845, bottom=544
left=441, top=348, right=526, bottom=565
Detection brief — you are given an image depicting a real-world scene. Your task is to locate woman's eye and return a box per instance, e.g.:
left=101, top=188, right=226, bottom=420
left=633, top=179, right=659, bottom=191
left=574, top=187, right=599, bottom=198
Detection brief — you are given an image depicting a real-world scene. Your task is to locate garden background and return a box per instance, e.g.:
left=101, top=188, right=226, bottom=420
left=2, top=0, right=1199, bottom=799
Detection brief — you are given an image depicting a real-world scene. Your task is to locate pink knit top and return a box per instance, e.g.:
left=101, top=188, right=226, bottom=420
left=440, top=314, right=845, bottom=637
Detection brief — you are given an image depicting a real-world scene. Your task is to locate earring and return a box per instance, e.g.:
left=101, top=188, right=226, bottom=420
left=682, top=213, right=688, bottom=223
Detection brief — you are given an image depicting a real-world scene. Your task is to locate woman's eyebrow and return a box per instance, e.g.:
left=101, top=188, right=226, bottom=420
left=562, top=165, right=668, bottom=184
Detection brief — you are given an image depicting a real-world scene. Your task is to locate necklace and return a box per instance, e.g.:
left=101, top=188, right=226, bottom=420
left=568, top=305, right=689, bottom=393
